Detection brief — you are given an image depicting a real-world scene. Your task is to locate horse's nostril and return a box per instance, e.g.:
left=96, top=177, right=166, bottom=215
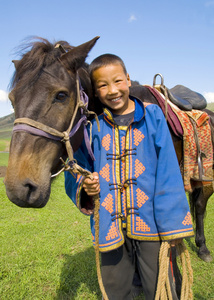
left=23, top=179, right=38, bottom=195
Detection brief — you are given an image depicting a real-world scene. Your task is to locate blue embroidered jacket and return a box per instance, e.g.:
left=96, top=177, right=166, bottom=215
left=65, top=97, right=194, bottom=252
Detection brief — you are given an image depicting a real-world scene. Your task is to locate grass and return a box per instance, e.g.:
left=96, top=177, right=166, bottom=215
left=0, top=174, right=100, bottom=299
left=0, top=153, right=9, bottom=166
left=1, top=171, right=214, bottom=299
left=207, top=102, right=214, bottom=112
left=0, top=140, right=10, bottom=152
left=0, top=129, right=12, bottom=142
left=0, top=138, right=214, bottom=299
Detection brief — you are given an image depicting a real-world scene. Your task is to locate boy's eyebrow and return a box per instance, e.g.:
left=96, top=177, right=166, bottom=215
left=95, top=79, right=107, bottom=84
left=96, top=73, right=124, bottom=81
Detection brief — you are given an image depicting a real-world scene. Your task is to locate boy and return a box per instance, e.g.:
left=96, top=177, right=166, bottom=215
left=65, top=54, right=194, bottom=299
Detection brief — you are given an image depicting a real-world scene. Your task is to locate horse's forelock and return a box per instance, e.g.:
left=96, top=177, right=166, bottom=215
left=11, top=38, right=73, bottom=91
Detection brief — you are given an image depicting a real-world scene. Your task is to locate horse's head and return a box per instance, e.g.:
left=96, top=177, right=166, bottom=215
left=4, top=36, right=99, bottom=208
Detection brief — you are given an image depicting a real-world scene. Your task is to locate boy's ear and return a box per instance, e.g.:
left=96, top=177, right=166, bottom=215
left=127, top=73, right=131, bottom=87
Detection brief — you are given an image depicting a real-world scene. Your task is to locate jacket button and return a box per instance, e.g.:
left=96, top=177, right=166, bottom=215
left=124, top=183, right=129, bottom=188
left=121, top=156, right=125, bottom=161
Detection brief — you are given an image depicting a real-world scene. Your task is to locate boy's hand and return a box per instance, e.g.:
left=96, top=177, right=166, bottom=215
left=83, top=172, right=100, bottom=196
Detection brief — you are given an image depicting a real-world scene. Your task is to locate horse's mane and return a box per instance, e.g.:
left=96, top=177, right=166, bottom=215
left=10, top=37, right=74, bottom=90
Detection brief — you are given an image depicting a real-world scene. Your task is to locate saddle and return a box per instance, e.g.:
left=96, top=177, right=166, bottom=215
left=167, top=85, right=207, bottom=111
left=152, top=73, right=207, bottom=111
left=148, top=74, right=213, bottom=191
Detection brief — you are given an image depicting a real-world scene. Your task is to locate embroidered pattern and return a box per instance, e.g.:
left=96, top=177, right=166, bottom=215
left=136, top=216, right=150, bottom=232
left=121, top=136, right=126, bottom=183
left=133, top=128, right=145, bottom=146
left=120, top=136, right=127, bottom=216
left=134, top=159, right=145, bottom=178
left=102, top=134, right=111, bottom=151
left=121, top=136, right=126, bottom=152
left=136, top=188, right=149, bottom=207
left=99, top=164, right=110, bottom=182
left=171, top=106, right=213, bottom=192
left=106, top=222, right=119, bottom=241
left=121, top=192, right=127, bottom=217
left=102, top=194, right=114, bottom=213
left=182, top=212, right=192, bottom=226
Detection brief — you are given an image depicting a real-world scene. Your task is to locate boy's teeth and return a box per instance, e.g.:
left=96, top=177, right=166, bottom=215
left=112, top=97, right=120, bottom=102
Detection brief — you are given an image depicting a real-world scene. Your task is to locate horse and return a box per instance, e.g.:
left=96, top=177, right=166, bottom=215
left=4, top=37, right=213, bottom=263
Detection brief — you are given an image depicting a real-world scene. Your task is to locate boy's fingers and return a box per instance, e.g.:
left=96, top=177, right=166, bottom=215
left=83, top=180, right=98, bottom=188
left=81, top=208, right=94, bottom=215
left=82, top=172, right=100, bottom=196
left=84, top=189, right=100, bottom=196
left=84, top=173, right=99, bottom=185
left=93, top=172, right=99, bottom=180
left=84, top=178, right=95, bottom=184
left=84, top=184, right=100, bottom=193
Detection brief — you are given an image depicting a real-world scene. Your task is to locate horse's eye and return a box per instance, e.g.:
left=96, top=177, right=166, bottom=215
left=54, top=92, right=68, bottom=102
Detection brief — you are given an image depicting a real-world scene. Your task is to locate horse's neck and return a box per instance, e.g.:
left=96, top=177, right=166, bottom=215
left=130, top=85, right=158, bottom=105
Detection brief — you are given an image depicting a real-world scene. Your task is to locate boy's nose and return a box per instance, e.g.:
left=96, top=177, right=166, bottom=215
left=108, top=84, right=117, bottom=94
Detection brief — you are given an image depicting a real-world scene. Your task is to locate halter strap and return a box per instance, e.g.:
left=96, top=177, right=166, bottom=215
left=12, top=75, right=99, bottom=176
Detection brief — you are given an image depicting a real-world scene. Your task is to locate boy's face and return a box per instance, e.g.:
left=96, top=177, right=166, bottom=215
left=92, top=63, right=133, bottom=115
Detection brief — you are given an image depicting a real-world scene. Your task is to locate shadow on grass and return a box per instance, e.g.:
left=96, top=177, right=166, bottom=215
left=185, top=237, right=199, bottom=254
left=193, top=295, right=211, bottom=300
left=55, top=246, right=101, bottom=299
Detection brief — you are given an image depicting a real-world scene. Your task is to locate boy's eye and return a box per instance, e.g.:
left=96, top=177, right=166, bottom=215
left=98, top=84, right=107, bottom=88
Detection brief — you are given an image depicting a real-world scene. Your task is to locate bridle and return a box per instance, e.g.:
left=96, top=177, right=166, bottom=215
left=12, top=75, right=99, bottom=178
left=10, top=43, right=109, bottom=300
left=12, top=71, right=108, bottom=298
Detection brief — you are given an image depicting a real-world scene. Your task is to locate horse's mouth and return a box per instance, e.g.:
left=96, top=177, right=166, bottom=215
left=9, top=197, right=49, bottom=208
left=5, top=189, right=50, bottom=208
left=4, top=177, right=51, bottom=208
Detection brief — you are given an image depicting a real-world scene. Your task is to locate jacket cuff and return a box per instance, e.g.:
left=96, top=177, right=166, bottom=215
left=79, top=189, right=94, bottom=215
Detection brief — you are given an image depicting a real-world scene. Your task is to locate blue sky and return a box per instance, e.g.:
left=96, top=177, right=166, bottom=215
left=0, top=0, right=214, bottom=117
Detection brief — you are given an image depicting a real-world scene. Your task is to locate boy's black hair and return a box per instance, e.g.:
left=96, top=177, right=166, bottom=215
left=89, top=54, right=127, bottom=79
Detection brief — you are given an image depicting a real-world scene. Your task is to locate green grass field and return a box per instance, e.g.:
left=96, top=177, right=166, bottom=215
left=1, top=174, right=100, bottom=299
left=0, top=153, right=9, bottom=166
left=0, top=142, right=214, bottom=299
left=0, top=128, right=12, bottom=144
left=207, top=102, right=214, bottom=112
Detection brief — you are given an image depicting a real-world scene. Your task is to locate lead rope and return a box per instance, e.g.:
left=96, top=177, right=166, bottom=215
left=12, top=85, right=108, bottom=299
left=155, top=241, right=193, bottom=300
left=61, top=166, right=108, bottom=300
left=62, top=81, right=109, bottom=299
left=67, top=79, right=109, bottom=299
left=67, top=168, right=109, bottom=300
left=93, top=194, right=109, bottom=300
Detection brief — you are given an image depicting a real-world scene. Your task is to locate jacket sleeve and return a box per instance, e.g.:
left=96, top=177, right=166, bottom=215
left=153, top=107, right=194, bottom=240
left=64, top=142, right=94, bottom=215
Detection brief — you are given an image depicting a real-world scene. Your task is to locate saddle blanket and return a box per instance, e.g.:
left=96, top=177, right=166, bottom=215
left=168, top=102, right=213, bottom=192
left=146, top=85, right=213, bottom=192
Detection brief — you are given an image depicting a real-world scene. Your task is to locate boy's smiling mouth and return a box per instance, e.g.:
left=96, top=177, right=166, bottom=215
left=109, top=96, right=121, bottom=102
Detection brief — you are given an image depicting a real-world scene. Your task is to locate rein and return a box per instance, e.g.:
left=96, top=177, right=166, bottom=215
left=12, top=71, right=108, bottom=299
left=13, top=77, right=99, bottom=177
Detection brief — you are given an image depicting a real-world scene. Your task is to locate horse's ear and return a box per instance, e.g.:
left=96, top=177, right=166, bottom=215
left=60, top=36, right=100, bottom=72
left=12, top=60, right=20, bottom=70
